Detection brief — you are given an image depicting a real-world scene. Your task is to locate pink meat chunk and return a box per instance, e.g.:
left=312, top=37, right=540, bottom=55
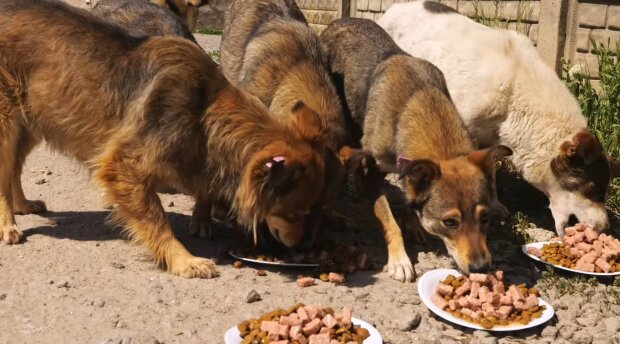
left=565, top=227, right=577, bottom=236
left=500, top=294, right=513, bottom=306
left=302, top=318, right=322, bottom=336
left=575, top=223, right=588, bottom=232
left=497, top=305, right=513, bottom=319
left=574, top=231, right=585, bottom=243
left=550, top=236, right=562, bottom=242
left=297, top=307, right=310, bottom=323
left=470, top=282, right=480, bottom=298
left=478, top=286, right=490, bottom=301
left=289, top=325, right=302, bottom=339
left=508, top=285, right=524, bottom=302
left=322, top=314, right=338, bottom=329
left=455, top=281, right=471, bottom=296
left=305, top=305, right=319, bottom=320
left=527, top=247, right=543, bottom=257
left=308, top=333, right=331, bottom=344
left=319, top=327, right=330, bottom=334
left=564, top=236, right=577, bottom=246
left=469, top=273, right=489, bottom=283
left=494, top=271, right=504, bottom=280
left=595, top=258, right=612, bottom=273
left=569, top=247, right=581, bottom=258
left=328, top=272, right=345, bottom=284
left=341, top=308, right=352, bottom=326
left=593, top=240, right=603, bottom=255
left=261, top=321, right=280, bottom=334
left=575, top=261, right=595, bottom=272
left=524, top=294, right=538, bottom=309
left=493, top=282, right=505, bottom=294
left=437, top=283, right=454, bottom=297
left=576, top=242, right=592, bottom=253
left=271, top=341, right=290, bottom=344
left=580, top=251, right=598, bottom=264
left=295, top=335, right=308, bottom=344
left=458, top=296, right=470, bottom=308
left=297, top=277, right=316, bottom=288
left=584, top=227, right=598, bottom=243
left=278, top=325, right=290, bottom=339
left=448, top=299, right=458, bottom=311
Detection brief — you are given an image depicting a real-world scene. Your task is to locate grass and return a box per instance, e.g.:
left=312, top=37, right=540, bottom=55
left=563, top=40, right=620, bottom=222
left=208, top=50, right=221, bottom=65
left=470, top=0, right=534, bottom=36
left=195, top=27, right=223, bottom=35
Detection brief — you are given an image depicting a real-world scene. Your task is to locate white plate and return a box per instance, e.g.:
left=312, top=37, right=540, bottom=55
left=224, top=316, right=382, bottom=344
left=418, top=269, right=554, bottom=331
left=522, top=241, right=620, bottom=276
left=229, top=250, right=320, bottom=268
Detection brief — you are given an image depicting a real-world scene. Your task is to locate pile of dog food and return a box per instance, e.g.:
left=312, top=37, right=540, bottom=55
left=237, top=303, right=370, bottom=344
left=432, top=271, right=545, bottom=329
left=527, top=223, right=620, bottom=273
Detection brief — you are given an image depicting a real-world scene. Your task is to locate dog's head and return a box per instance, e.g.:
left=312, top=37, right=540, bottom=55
left=237, top=104, right=326, bottom=247
left=548, top=129, right=619, bottom=233
left=152, top=0, right=206, bottom=30
left=399, top=146, right=512, bottom=274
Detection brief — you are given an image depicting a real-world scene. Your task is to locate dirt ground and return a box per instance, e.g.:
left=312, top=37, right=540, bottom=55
left=2, top=21, right=620, bottom=344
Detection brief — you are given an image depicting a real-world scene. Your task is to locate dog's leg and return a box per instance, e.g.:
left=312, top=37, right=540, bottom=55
left=12, top=130, right=46, bottom=215
left=0, top=98, right=22, bottom=244
left=374, top=195, right=415, bottom=282
left=95, top=150, right=218, bottom=279
left=190, top=193, right=212, bottom=239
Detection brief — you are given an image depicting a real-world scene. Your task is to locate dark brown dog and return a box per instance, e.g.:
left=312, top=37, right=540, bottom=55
left=92, top=0, right=197, bottom=41
left=321, top=18, right=512, bottom=278
left=0, top=0, right=326, bottom=278
left=150, top=0, right=204, bottom=31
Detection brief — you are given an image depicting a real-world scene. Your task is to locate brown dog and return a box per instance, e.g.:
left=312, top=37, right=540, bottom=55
left=0, top=0, right=326, bottom=278
left=219, top=0, right=386, bottom=249
left=92, top=0, right=197, bottom=41
left=321, top=18, right=513, bottom=278
left=150, top=0, right=204, bottom=31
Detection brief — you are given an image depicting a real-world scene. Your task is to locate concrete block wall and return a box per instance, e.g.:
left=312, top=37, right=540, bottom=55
left=567, top=1, right=620, bottom=80
left=297, top=0, right=343, bottom=32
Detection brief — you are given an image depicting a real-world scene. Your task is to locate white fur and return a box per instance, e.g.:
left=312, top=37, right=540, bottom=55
left=378, top=1, right=608, bottom=232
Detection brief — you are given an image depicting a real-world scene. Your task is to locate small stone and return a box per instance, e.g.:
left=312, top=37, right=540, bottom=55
left=572, top=331, right=593, bottom=344
left=120, top=338, right=132, bottom=344
left=397, top=312, right=421, bottom=331
left=46, top=170, right=53, bottom=176
left=111, top=262, right=125, bottom=269
left=246, top=290, right=261, bottom=303
left=541, top=326, right=558, bottom=338
left=603, top=317, right=620, bottom=334
left=479, top=338, right=498, bottom=344
left=35, top=179, right=46, bottom=185
left=116, top=321, right=128, bottom=329
left=256, top=270, right=267, bottom=276
left=232, top=261, right=243, bottom=269
left=576, top=313, right=599, bottom=327
left=0, top=294, right=6, bottom=301
left=57, top=280, right=68, bottom=288
left=168, top=201, right=174, bottom=207
left=93, top=299, right=105, bottom=308
left=473, top=330, right=490, bottom=339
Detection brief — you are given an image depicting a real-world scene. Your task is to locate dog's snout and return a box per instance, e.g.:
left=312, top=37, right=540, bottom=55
left=468, top=262, right=491, bottom=274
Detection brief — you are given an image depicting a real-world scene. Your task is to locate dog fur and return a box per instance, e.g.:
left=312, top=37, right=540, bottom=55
left=0, top=0, right=326, bottom=278
left=92, top=0, right=196, bottom=42
left=378, top=0, right=619, bottom=235
left=149, top=0, right=204, bottom=31
left=321, top=18, right=513, bottom=276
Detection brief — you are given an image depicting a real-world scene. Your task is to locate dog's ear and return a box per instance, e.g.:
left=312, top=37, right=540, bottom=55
left=290, top=101, right=323, bottom=144
left=341, top=147, right=386, bottom=200
left=399, top=159, right=441, bottom=204
left=610, top=156, right=620, bottom=179
left=468, top=145, right=513, bottom=177
left=560, top=130, right=603, bottom=165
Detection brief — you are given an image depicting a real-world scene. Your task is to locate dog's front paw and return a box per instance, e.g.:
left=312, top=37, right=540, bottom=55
left=14, top=199, right=47, bottom=215
left=189, top=218, right=211, bottom=239
left=384, top=254, right=416, bottom=283
left=0, top=224, right=23, bottom=244
left=170, top=256, right=218, bottom=279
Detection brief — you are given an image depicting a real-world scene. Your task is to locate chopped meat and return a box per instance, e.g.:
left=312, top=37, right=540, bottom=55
left=455, top=281, right=471, bottom=296
left=302, top=318, right=322, bottom=336
left=494, top=271, right=504, bottom=280
left=573, top=231, right=585, bottom=243
left=470, top=282, right=480, bottom=298
left=305, top=305, right=319, bottom=320
left=297, top=307, right=310, bottom=323
left=289, top=325, right=302, bottom=339
left=308, top=333, right=331, bottom=344
left=469, top=273, right=489, bottom=283
left=278, top=325, right=290, bottom=339
left=296, top=277, right=316, bottom=288
left=524, top=294, right=538, bottom=309
left=564, top=236, right=577, bottom=246
left=508, top=285, right=524, bottom=302
left=576, top=242, right=592, bottom=252
left=500, top=294, right=513, bottom=306
left=565, top=227, right=577, bottom=236
left=341, top=308, right=352, bottom=326
left=478, top=286, right=490, bottom=301
left=574, top=223, right=588, bottom=232
left=595, top=258, right=611, bottom=273
left=527, top=247, right=543, bottom=257
left=436, top=283, right=454, bottom=296
left=261, top=321, right=280, bottom=334
left=328, top=272, right=345, bottom=284
left=575, top=261, right=595, bottom=272
left=493, top=281, right=505, bottom=294
left=321, top=314, right=337, bottom=329
left=448, top=299, right=458, bottom=311
left=497, top=305, right=513, bottom=319
left=584, top=227, right=598, bottom=243
left=271, top=340, right=290, bottom=344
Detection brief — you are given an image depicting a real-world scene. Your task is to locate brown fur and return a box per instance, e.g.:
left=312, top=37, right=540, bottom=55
left=149, top=0, right=204, bottom=31
left=321, top=18, right=512, bottom=275
left=0, top=0, right=325, bottom=278
left=92, top=0, right=197, bottom=42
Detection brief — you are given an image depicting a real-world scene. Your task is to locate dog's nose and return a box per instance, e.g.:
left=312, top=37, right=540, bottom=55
left=468, top=262, right=491, bottom=274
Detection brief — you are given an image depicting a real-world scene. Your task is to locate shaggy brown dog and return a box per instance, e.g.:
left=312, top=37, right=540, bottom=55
left=150, top=0, right=204, bottom=31
left=321, top=18, right=513, bottom=279
left=0, top=0, right=326, bottom=278
left=92, top=0, right=197, bottom=41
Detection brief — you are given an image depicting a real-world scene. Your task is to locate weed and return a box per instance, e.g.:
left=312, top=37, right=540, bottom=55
left=208, top=50, right=221, bottom=64
left=195, top=27, right=223, bottom=35
left=470, top=0, right=533, bottom=36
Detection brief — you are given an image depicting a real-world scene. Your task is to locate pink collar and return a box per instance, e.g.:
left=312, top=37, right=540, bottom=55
left=265, top=156, right=285, bottom=168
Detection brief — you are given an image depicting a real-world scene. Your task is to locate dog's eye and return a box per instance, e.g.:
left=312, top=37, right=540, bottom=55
left=442, top=218, right=459, bottom=229
left=479, top=212, right=490, bottom=224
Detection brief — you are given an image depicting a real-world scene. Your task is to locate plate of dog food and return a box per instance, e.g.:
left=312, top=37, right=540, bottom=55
left=522, top=223, right=620, bottom=276
left=418, top=269, right=554, bottom=331
left=224, top=303, right=382, bottom=343
left=229, top=249, right=320, bottom=268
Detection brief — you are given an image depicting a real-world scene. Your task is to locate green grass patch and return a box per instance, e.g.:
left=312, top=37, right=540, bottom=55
left=470, top=0, right=533, bottom=35
left=208, top=50, right=221, bottom=65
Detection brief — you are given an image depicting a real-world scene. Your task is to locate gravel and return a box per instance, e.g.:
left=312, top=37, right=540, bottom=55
left=397, top=311, right=421, bottom=331
left=245, top=290, right=261, bottom=303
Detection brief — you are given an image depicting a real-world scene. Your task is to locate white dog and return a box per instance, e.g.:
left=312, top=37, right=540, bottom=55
left=378, top=0, right=620, bottom=235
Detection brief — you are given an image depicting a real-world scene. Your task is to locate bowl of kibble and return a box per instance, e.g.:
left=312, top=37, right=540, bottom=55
left=224, top=303, right=382, bottom=343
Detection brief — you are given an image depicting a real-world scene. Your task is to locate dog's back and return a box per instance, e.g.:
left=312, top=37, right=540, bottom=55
left=92, top=0, right=196, bottom=42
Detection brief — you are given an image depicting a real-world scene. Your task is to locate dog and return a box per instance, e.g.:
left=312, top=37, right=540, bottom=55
left=92, top=0, right=197, bottom=41
left=0, top=0, right=326, bottom=278
left=378, top=1, right=620, bottom=235
left=149, top=0, right=204, bottom=31
left=219, top=0, right=387, bottom=251
left=320, top=18, right=513, bottom=276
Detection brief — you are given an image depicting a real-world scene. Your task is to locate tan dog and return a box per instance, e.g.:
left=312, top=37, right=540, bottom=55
left=321, top=18, right=512, bottom=277
left=150, top=0, right=204, bottom=31
left=0, top=0, right=326, bottom=278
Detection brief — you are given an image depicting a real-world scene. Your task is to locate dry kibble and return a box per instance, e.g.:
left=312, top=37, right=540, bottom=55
left=256, top=270, right=267, bottom=276
left=233, top=261, right=243, bottom=269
